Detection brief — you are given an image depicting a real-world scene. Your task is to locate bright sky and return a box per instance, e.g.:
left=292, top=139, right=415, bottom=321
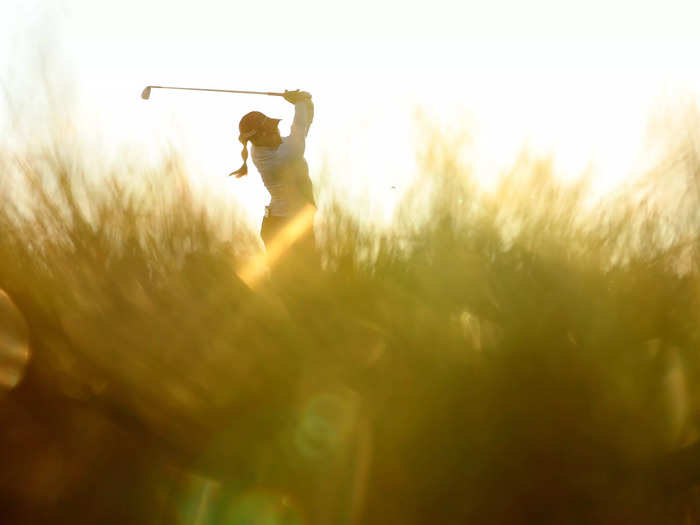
left=2, top=0, right=700, bottom=227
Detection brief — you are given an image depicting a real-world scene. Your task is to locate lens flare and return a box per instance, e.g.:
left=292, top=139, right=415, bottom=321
left=237, top=204, right=316, bottom=287
left=0, top=290, right=30, bottom=391
left=295, top=391, right=357, bottom=460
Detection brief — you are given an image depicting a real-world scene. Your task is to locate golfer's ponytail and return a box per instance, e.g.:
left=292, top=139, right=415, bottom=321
left=230, top=136, right=249, bottom=177
left=231, top=111, right=267, bottom=177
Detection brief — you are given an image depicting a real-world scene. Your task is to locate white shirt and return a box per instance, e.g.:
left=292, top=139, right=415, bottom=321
left=251, top=100, right=314, bottom=217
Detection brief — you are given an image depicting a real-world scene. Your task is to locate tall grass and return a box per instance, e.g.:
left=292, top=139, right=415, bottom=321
left=2, top=106, right=700, bottom=524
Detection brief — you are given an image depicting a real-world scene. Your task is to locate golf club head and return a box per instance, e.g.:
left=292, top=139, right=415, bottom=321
left=141, top=86, right=151, bottom=100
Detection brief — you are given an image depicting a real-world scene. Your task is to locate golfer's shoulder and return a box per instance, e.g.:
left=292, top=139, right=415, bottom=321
left=281, top=135, right=298, bottom=147
left=281, top=133, right=306, bottom=153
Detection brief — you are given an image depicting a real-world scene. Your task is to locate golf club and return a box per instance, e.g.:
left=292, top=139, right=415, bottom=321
left=141, top=85, right=286, bottom=100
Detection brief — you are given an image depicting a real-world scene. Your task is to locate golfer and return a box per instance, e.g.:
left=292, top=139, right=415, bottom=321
left=230, top=89, right=315, bottom=249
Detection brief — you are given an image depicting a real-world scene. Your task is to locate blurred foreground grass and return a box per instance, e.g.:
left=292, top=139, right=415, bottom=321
left=2, top=117, right=700, bottom=524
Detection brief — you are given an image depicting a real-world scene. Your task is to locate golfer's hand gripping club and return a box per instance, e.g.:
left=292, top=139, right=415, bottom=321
left=282, top=90, right=312, bottom=104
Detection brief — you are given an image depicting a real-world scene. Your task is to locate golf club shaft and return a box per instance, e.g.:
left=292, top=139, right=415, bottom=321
left=146, top=86, right=285, bottom=97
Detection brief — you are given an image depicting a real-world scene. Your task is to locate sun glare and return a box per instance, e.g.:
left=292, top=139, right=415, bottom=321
left=6, top=1, right=700, bottom=521
left=2, top=1, right=700, bottom=226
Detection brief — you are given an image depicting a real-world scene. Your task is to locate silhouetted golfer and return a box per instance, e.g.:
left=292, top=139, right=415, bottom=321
left=230, top=90, right=315, bottom=250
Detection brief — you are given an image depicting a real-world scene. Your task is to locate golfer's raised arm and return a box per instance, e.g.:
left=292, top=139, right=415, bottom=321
left=283, top=91, right=313, bottom=148
left=291, top=97, right=313, bottom=138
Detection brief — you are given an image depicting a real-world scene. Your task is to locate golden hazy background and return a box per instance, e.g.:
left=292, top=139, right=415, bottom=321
left=3, top=1, right=700, bottom=524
